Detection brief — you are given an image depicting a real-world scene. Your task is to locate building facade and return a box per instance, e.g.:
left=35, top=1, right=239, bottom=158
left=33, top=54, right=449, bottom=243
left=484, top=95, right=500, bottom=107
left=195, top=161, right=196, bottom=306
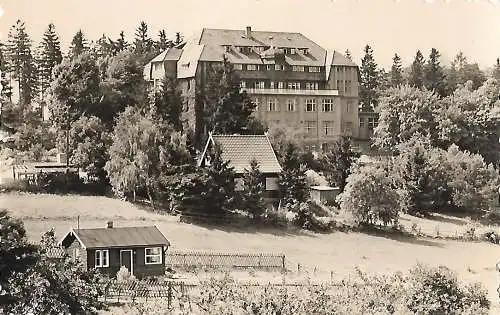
left=144, top=26, right=360, bottom=151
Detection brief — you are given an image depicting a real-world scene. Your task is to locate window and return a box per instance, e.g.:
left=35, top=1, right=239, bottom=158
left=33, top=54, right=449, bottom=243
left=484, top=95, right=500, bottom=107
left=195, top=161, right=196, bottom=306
left=234, top=64, right=243, bottom=70
left=292, top=65, right=305, bottom=72
left=343, top=122, right=353, bottom=134
left=309, top=66, right=320, bottom=73
left=275, top=64, right=284, bottom=71
left=323, top=121, right=334, bottom=135
left=268, top=99, right=278, bottom=111
left=253, top=98, right=260, bottom=109
left=359, top=118, right=366, bottom=128
left=266, top=65, right=272, bottom=71
left=345, top=101, right=351, bottom=113
left=337, top=80, right=344, bottom=92
left=254, top=81, right=265, bottom=89
left=224, top=45, right=231, bottom=52
left=154, top=63, right=161, bottom=71
left=240, top=81, right=246, bottom=88
left=254, top=46, right=264, bottom=53
left=95, top=250, right=109, bottom=268
left=305, top=121, right=316, bottom=134
left=322, top=99, right=333, bottom=112
left=305, top=82, right=319, bottom=90
left=187, top=79, right=191, bottom=91
left=277, top=82, right=284, bottom=89
left=286, top=99, right=296, bottom=112
left=239, top=46, right=251, bottom=54
left=74, top=247, right=80, bottom=260
left=283, top=48, right=293, bottom=54
left=247, top=64, right=257, bottom=71
left=270, top=81, right=275, bottom=89
left=368, top=117, right=378, bottom=128
left=345, top=80, right=352, bottom=93
left=305, top=99, right=316, bottom=112
left=301, top=48, right=309, bottom=55
left=145, top=247, right=162, bottom=264
left=288, top=82, right=300, bottom=90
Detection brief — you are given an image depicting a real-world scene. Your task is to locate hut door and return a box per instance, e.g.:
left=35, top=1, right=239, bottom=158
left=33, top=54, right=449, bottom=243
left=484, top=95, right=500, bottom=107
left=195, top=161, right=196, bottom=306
left=120, top=249, right=133, bottom=275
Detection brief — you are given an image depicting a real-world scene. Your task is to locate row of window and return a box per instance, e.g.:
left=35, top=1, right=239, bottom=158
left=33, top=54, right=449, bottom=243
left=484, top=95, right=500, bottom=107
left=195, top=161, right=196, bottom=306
left=94, top=247, right=162, bottom=268
left=337, top=80, right=353, bottom=94
left=240, top=81, right=319, bottom=90
left=234, top=64, right=321, bottom=73
left=227, top=46, right=310, bottom=55
left=359, top=117, right=378, bottom=128
left=257, top=98, right=350, bottom=113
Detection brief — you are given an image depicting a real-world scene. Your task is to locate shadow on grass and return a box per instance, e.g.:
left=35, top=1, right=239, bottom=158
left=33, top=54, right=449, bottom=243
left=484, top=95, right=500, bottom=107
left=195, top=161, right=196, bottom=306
left=359, top=226, right=445, bottom=248
left=426, top=213, right=469, bottom=226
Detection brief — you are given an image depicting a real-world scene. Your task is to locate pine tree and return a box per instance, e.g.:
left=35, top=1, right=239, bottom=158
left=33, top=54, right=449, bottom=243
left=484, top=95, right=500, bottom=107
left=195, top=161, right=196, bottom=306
left=240, top=159, right=266, bottom=220
left=408, top=50, right=425, bottom=89
left=155, top=29, right=171, bottom=53
left=389, top=53, right=404, bottom=87
left=110, top=31, right=129, bottom=55
left=321, top=136, right=360, bottom=193
left=493, top=58, right=500, bottom=82
left=69, top=30, right=89, bottom=59
left=134, top=21, right=154, bottom=57
left=344, top=49, right=352, bottom=61
left=154, top=76, right=183, bottom=131
left=174, top=32, right=183, bottom=46
left=424, top=48, right=446, bottom=96
left=38, top=23, right=62, bottom=99
left=445, top=52, right=485, bottom=94
left=359, top=44, right=379, bottom=110
left=91, top=33, right=114, bottom=59
left=0, top=43, right=13, bottom=102
left=278, top=142, right=308, bottom=204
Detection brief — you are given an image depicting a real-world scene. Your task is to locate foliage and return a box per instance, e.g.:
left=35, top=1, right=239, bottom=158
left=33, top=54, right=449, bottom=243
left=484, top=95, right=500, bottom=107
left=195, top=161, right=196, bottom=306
left=445, top=52, right=486, bottom=94
left=373, top=85, right=441, bottom=151
left=37, top=23, right=63, bottom=98
left=267, top=122, right=306, bottom=161
left=109, top=31, right=129, bottom=55
left=493, top=57, right=500, bottom=82
left=359, top=44, right=379, bottom=110
left=133, top=21, right=155, bottom=63
left=389, top=53, right=405, bottom=87
left=240, top=159, right=266, bottom=220
left=408, top=50, right=425, bottom=89
left=153, top=76, right=183, bottom=131
left=278, top=143, right=308, bottom=205
left=0, top=212, right=104, bottom=314
left=319, top=136, right=360, bottom=192
left=69, top=30, right=90, bottom=59
left=424, top=48, right=446, bottom=97
left=338, top=163, right=400, bottom=227
left=116, top=266, right=136, bottom=282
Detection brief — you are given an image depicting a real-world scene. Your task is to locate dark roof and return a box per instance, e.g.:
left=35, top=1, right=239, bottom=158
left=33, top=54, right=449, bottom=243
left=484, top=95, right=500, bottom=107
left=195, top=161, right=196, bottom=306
left=64, top=226, right=170, bottom=249
left=200, top=134, right=282, bottom=174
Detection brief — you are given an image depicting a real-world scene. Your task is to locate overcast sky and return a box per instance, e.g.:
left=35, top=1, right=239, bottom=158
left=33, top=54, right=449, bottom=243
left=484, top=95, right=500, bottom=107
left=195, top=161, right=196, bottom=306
left=1, top=0, right=499, bottom=69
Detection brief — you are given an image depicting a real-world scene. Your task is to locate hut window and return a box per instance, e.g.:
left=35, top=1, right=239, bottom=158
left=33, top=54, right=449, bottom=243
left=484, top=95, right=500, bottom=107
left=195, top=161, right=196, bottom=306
left=145, top=247, right=162, bottom=264
left=95, top=250, right=109, bottom=267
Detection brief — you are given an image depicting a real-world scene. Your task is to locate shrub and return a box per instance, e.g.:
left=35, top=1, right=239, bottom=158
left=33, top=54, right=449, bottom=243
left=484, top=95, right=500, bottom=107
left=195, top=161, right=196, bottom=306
left=116, top=266, right=136, bottom=282
left=338, top=163, right=400, bottom=227
left=261, top=207, right=289, bottom=228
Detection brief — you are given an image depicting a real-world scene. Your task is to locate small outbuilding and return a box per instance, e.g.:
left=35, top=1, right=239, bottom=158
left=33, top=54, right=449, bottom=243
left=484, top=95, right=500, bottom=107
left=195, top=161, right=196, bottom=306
left=309, top=185, right=340, bottom=204
left=59, top=222, right=170, bottom=278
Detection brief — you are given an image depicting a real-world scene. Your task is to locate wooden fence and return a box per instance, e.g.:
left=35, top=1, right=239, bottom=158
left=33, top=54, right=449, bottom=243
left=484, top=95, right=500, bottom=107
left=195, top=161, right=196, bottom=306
left=166, top=250, right=286, bottom=270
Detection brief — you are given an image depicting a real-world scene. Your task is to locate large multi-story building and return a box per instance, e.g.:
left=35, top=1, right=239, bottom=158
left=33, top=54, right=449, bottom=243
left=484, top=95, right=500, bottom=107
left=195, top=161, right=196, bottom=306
left=144, top=26, right=360, bottom=151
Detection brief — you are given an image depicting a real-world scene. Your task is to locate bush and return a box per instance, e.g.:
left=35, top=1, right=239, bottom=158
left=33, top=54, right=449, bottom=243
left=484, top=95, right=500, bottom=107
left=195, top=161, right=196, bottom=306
left=261, top=207, right=289, bottom=228
left=116, top=266, right=136, bottom=282
left=338, top=163, right=400, bottom=227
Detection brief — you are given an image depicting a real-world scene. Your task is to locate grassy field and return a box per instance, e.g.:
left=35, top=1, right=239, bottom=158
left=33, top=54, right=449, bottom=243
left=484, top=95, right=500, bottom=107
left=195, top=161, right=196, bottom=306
left=1, top=192, right=499, bottom=313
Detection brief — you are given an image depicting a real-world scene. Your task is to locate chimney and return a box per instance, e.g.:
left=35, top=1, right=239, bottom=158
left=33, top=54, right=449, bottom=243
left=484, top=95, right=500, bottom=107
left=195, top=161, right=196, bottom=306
left=245, top=26, right=252, bottom=39
left=107, top=221, right=113, bottom=229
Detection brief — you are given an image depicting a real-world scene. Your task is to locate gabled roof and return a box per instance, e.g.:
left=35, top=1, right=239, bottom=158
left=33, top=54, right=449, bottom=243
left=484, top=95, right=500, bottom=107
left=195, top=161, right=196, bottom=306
left=59, top=226, right=170, bottom=249
left=198, top=133, right=282, bottom=174
left=331, top=50, right=357, bottom=67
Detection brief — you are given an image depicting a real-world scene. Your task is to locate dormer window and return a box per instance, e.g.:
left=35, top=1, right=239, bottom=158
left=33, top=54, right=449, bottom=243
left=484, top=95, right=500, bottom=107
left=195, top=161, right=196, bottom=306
left=300, top=48, right=309, bottom=55
left=238, top=46, right=251, bottom=54
left=224, top=45, right=231, bottom=52
left=291, top=48, right=296, bottom=55
left=283, top=48, right=292, bottom=54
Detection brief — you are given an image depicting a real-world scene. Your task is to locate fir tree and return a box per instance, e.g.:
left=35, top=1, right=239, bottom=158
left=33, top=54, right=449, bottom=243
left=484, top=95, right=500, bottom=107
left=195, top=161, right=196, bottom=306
left=278, top=142, right=308, bottom=204
left=240, top=159, right=266, bottom=220
left=91, top=33, right=114, bottom=59
left=0, top=43, right=13, bottom=102
left=110, top=31, right=129, bottom=55
left=493, top=58, right=500, bottom=82
left=359, top=44, right=379, bottom=110
left=424, top=48, right=446, bottom=96
left=154, top=76, right=183, bottom=131
left=408, top=50, right=425, bottom=89
left=174, top=32, right=183, bottom=46
left=389, top=53, right=404, bottom=87
left=38, top=23, right=62, bottom=99
left=344, top=49, right=352, bottom=61
left=320, top=136, right=360, bottom=193
left=69, top=30, right=89, bottom=59
left=155, top=29, right=171, bottom=52
left=134, top=21, right=154, bottom=58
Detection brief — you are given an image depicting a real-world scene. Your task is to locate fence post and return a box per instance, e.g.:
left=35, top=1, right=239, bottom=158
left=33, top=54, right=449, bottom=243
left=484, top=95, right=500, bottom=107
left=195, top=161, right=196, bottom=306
left=282, top=255, right=285, bottom=271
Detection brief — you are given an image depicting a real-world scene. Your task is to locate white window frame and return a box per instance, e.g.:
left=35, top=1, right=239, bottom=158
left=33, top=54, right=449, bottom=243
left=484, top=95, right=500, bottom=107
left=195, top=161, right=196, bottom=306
left=145, top=247, right=163, bottom=265
left=266, top=65, right=272, bottom=71
left=345, top=102, right=351, bottom=113
left=268, top=99, right=278, bottom=112
left=359, top=118, right=366, bottom=128
left=247, top=64, right=257, bottom=71
left=240, top=81, right=246, bottom=88
left=286, top=99, right=296, bottom=112
left=234, top=64, right=243, bottom=70
left=277, top=82, right=284, bottom=89
left=95, top=249, right=109, bottom=268
left=368, top=117, right=378, bottom=128
left=322, top=99, right=333, bottom=112
left=270, top=81, right=275, bottom=89
left=275, top=64, right=283, bottom=71
left=323, top=121, right=334, bottom=135
left=305, top=99, right=316, bottom=112
left=292, top=65, right=304, bottom=72
left=254, top=81, right=265, bottom=89
left=305, top=121, right=316, bottom=134
left=309, top=66, right=320, bottom=73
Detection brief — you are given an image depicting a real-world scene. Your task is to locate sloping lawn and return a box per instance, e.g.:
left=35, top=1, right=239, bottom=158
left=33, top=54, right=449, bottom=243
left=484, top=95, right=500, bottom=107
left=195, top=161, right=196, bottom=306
left=1, top=192, right=499, bottom=313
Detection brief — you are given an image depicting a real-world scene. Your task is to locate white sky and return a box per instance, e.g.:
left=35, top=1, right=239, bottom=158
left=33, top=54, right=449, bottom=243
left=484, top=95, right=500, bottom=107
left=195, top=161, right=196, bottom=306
left=1, top=0, right=499, bottom=69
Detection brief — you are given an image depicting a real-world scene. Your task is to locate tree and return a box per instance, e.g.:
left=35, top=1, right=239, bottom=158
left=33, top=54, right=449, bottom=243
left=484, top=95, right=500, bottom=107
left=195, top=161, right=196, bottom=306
left=91, top=33, right=114, bottom=60
left=110, top=31, right=129, bottom=55
left=155, top=29, right=172, bottom=53
left=153, top=76, right=183, bottom=131
left=408, top=50, right=425, bottom=89
left=0, top=43, right=13, bottom=102
left=69, top=30, right=89, bottom=59
left=359, top=44, right=379, bottom=110
left=493, top=58, right=500, bottom=82
left=6, top=19, right=37, bottom=108
left=240, top=159, right=266, bottom=220
left=37, top=23, right=62, bottom=99
left=344, top=49, right=352, bottom=61
left=278, top=143, right=308, bottom=205
left=320, top=136, right=360, bottom=192
left=389, top=53, right=404, bottom=87
left=200, top=56, right=264, bottom=141
left=337, top=163, right=400, bottom=227
left=174, top=32, right=183, bottom=46
left=445, top=52, right=486, bottom=94
left=373, top=85, right=441, bottom=151
left=424, top=48, right=446, bottom=97
left=134, top=21, right=154, bottom=60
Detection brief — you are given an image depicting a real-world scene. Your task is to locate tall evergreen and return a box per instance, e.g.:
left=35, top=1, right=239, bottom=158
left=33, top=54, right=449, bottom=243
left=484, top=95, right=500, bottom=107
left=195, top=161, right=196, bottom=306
left=359, top=44, right=379, bottom=110
left=110, top=31, right=129, bottom=55
left=408, top=50, right=425, bottom=89
left=493, top=58, right=500, bottom=82
left=91, top=33, right=114, bottom=59
left=154, top=77, right=183, bottom=131
left=0, top=43, right=13, bottom=101
left=6, top=20, right=37, bottom=107
left=155, top=29, right=171, bottom=53
left=446, top=52, right=485, bottom=93
left=134, top=21, right=154, bottom=57
left=174, top=32, right=183, bottom=46
left=389, top=53, right=404, bottom=87
left=69, top=30, right=89, bottom=59
left=424, top=48, right=446, bottom=96
left=344, top=49, right=352, bottom=61
left=38, top=23, right=62, bottom=99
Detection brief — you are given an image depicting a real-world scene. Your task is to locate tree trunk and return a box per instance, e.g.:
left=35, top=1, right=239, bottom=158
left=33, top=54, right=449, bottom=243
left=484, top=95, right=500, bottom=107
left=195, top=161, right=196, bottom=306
left=133, top=189, right=136, bottom=202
